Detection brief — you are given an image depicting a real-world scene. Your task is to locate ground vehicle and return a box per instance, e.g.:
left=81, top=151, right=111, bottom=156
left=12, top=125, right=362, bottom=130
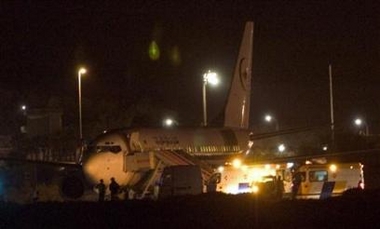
left=294, top=162, right=364, bottom=199
left=215, top=162, right=292, bottom=199
left=215, top=159, right=365, bottom=200
left=157, top=165, right=204, bottom=199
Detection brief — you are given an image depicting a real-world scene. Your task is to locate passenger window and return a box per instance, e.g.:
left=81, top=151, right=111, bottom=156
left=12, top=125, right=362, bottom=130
left=309, top=170, right=328, bottom=182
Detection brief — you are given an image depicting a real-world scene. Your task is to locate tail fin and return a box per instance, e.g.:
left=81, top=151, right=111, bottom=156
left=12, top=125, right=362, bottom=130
left=224, top=21, right=254, bottom=129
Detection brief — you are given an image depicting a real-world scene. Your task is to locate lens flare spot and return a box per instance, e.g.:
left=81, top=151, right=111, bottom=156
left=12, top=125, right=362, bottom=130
left=170, top=45, right=181, bottom=66
left=149, top=41, right=160, bottom=61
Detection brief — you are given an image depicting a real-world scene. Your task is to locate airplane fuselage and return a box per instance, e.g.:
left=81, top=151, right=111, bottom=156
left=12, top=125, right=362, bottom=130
left=81, top=127, right=251, bottom=188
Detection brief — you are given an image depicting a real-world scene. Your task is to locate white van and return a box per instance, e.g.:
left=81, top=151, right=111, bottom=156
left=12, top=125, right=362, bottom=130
left=294, top=162, right=364, bottom=199
left=158, top=165, right=203, bottom=199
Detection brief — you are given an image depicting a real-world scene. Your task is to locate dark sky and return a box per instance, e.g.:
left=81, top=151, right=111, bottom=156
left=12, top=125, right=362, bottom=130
left=1, top=1, right=379, bottom=133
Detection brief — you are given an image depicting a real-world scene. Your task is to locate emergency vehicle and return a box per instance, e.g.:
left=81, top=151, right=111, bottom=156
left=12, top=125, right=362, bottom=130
left=215, top=160, right=293, bottom=198
left=293, top=162, right=364, bottom=199
left=215, top=159, right=364, bottom=200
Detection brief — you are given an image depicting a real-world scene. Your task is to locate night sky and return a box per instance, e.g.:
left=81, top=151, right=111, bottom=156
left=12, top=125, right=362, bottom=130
left=1, top=1, right=379, bottom=134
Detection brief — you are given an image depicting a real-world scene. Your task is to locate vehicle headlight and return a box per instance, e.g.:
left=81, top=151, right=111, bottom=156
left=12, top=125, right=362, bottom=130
left=252, top=185, right=259, bottom=193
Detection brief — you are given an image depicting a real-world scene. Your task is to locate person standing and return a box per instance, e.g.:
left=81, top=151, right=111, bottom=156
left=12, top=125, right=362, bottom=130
left=291, top=172, right=303, bottom=200
left=32, top=190, right=40, bottom=203
left=95, top=179, right=106, bottom=202
left=275, top=176, right=285, bottom=200
left=109, top=177, right=120, bottom=201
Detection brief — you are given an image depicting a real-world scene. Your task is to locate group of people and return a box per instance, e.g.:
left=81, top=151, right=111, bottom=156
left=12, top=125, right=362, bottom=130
left=95, top=177, right=121, bottom=202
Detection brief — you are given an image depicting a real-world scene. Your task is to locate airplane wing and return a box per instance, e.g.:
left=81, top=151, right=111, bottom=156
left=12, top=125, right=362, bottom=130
left=0, top=157, right=81, bottom=168
left=246, top=148, right=380, bottom=165
left=249, top=124, right=331, bottom=141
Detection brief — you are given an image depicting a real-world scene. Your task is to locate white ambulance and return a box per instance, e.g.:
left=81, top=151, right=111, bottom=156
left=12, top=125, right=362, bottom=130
left=293, top=162, right=364, bottom=199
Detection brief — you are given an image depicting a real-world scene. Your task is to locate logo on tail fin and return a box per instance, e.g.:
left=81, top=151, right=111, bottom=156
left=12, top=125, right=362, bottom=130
left=224, top=22, right=254, bottom=129
left=239, top=57, right=249, bottom=91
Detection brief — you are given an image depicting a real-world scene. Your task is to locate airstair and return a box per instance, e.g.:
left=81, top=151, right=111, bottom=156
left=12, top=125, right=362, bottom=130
left=127, top=150, right=215, bottom=199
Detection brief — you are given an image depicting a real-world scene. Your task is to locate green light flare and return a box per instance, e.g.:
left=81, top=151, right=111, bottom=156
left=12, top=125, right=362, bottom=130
left=149, top=41, right=160, bottom=61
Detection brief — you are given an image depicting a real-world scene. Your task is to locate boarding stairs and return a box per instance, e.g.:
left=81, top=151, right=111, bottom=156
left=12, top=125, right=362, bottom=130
left=133, top=150, right=215, bottom=199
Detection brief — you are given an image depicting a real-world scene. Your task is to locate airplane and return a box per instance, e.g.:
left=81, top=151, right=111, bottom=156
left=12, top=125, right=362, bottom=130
left=72, top=21, right=255, bottom=199
left=0, top=21, right=256, bottom=200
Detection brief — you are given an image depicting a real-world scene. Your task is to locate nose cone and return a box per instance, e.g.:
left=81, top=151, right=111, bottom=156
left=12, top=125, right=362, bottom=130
left=83, top=152, right=124, bottom=186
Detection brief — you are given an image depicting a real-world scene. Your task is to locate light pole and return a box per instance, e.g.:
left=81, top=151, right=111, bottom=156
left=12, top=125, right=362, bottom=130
left=202, top=70, right=219, bottom=126
left=264, top=114, right=279, bottom=131
left=354, top=118, right=369, bottom=136
left=78, top=67, right=87, bottom=140
left=20, top=105, right=27, bottom=133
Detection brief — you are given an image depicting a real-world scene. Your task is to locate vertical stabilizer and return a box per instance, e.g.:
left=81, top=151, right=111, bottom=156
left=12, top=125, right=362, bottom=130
left=224, top=22, right=254, bottom=129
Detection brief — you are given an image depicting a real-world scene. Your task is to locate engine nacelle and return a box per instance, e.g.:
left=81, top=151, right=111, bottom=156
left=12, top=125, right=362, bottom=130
left=60, top=174, right=85, bottom=199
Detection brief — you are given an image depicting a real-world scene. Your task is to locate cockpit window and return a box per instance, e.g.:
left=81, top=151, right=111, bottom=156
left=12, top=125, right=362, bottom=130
left=96, top=145, right=122, bottom=153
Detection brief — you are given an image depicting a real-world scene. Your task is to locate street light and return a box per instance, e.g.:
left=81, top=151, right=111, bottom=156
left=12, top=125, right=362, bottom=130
left=278, top=143, right=286, bottom=153
left=354, top=118, right=369, bottom=136
left=202, top=70, right=219, bottom=126
left=163, top=118, right=178, bottom=127
left=264, top=114, right=279, bottom=131
left=20, top=105, right=27, bottom=133
left=21, top=105, right=27, bottom=115
left=78, top=67, right=87, bottom=140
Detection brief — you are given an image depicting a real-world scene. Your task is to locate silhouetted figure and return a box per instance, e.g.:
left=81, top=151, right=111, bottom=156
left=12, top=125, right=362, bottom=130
left=109, top=177, right=120, bottom=201
left=95, top=179, right=106, bottom=202
left=276, top=176, right=285, bottom=200
left=32, top=190, right=39, bottom=203
left=292, top=172, right=303, bottom=200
